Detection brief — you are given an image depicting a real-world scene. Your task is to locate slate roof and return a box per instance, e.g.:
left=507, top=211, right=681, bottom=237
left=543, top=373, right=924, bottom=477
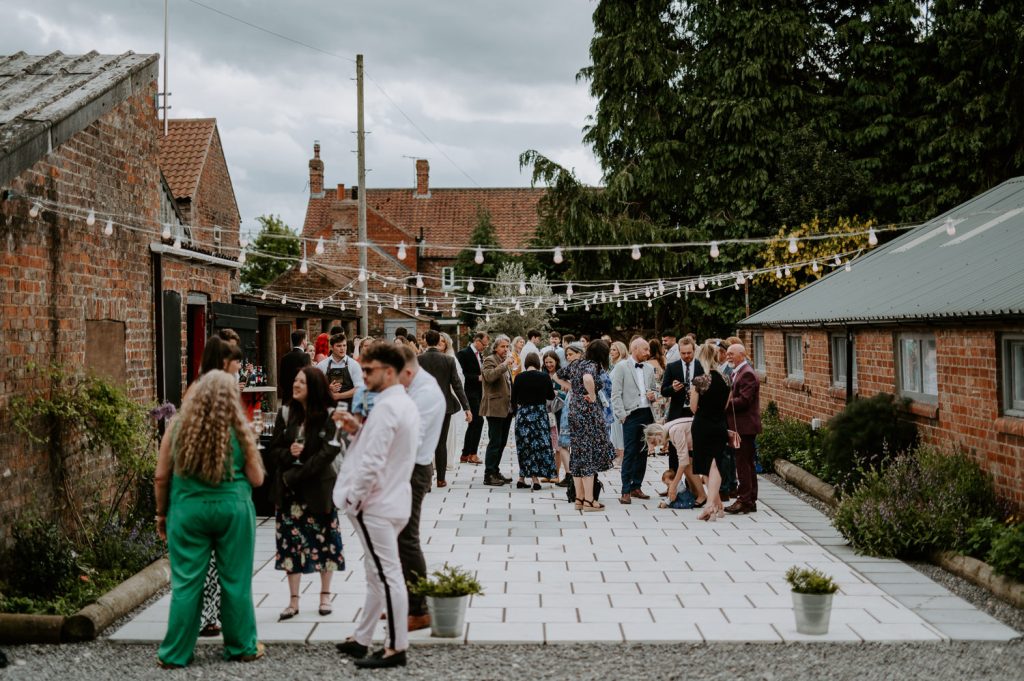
left=0, top=51, right=158, bottom=188
left=157, top=118, right=217, bottom=200
left=741, top=176, right=1024, bottom=326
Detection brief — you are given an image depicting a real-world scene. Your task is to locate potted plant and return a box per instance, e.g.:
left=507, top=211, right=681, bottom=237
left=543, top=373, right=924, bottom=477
left=407, top=563, right=483, bottom=638
left=785, top=566, right=839, bottom=635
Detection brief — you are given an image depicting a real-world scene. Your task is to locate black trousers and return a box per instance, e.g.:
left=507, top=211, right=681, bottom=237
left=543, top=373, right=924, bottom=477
left=397, top=463, right=432, bottom=616
left=434, top=414, right=452, bottom=481
left=462, top=391, right=484, bottom=457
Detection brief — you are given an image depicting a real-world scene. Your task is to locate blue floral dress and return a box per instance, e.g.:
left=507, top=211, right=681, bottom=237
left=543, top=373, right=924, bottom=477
left=557, top=359, right=615, bottom=477
left=512, top=371, right=557, bottom=478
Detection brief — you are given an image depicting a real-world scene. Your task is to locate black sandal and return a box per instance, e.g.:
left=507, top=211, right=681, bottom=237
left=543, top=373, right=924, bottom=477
left=319, top=591, right=333, bottom=616
left=279, top=595, right=299, bottom=621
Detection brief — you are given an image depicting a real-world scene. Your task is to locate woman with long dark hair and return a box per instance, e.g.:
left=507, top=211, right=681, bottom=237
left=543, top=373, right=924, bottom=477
left=512, top=352, right=557, bottom=490
left=690, top=341, right=730, bottom=521
left=269, top=366, right=345, bottom=620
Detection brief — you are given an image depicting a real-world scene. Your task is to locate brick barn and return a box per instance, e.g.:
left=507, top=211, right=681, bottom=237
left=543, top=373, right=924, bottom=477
left=738, top=177, right=1024, bottom=508
left=0, top=52, right=244, bottom=535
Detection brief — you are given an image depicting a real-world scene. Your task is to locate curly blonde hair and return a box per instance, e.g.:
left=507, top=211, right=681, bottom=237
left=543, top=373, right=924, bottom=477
left=173, top=370, right=257, bottom=485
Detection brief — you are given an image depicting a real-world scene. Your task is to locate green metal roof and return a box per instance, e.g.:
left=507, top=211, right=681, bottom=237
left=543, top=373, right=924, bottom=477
left=740, top=177, right=1024, bottom=327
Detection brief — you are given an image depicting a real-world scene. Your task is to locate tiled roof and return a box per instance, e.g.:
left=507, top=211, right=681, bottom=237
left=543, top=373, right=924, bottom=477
left=0, top=51, right=158, bottom=187
left=263, top=263, right=354, bottom=300
left=157, top=118, right=217, bottom=200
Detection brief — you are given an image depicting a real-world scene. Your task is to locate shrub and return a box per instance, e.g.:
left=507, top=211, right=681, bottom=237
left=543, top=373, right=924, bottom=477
left=5, top=518, right=78, bottom=598
left=758, top=410, right=816, bottom=470
left=961, top=517, right=1004, bottom=559
left=785, top=566, right=839, bottom=594
left=86, top=515, right=162, bottom=575
left=408, top=563, right=484, bottom=598
left=987, top=523, right=1024, bottom=582
left=821, top=393, right=917, bottom=488
left=833, top=446, right=996, bottom=558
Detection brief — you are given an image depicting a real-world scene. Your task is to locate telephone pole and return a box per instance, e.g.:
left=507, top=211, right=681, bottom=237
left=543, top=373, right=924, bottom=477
left=356, top=54, right=368, bottom=336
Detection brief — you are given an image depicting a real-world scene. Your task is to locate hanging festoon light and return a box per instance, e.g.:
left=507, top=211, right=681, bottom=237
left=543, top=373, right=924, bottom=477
left=616, top=299, right=622, bottom=308
left=784, top=266, right=792, bottom=277
left=705, top=290, right=710, bottom=299
left=162, top=223, right=172, bottom=240
left=658, top=280, right=665, bottom=294
left=584, top=303, right=591, bottom=311
left=844, top=260, right=852, bottom=272
left=833, top=255, right=842, bottom=266
left=868, top=228, right=878, bottom=246
left=631, top=244, right=641, bottom=260
left=474, top=246, right=484, bottom=264
left=553, top=247, right=564, bottom=264
left=566, top=282, right=574, bottom=298
left=775, top=267, right=783, bottom=279
left=29, top=202, right=41, bottom=218
left=518, top=280, right=527, bottom=295
left=86, top=209, right=96, bottom=227
left=260, top=290, right=268, bottom=300
left=416, top=273, right=425, bottom=289
left=613, top=281, right=621, bottom=294
left=300, top=303, right=306, bottom=311
left=811, top=259, right=819, bottom=273
left=647, top=300, right=653, bottom=308
left=378, top=304, right=384, bottom=314
left=698, top=277, right=706, bottom=290
left=475, top=301, right=482, bottom=311
left=432, top=301, right=439, bottom=312
left=945, top=217, right=956, bottom=236
left=467, top=278, right=476, bottom=293
left=240, top=235, right=249, bottom=249
left=299, top=242, right=308, bottom=273
left=315, top=236, right=325, bottom=255
left=600, top=292, right=607, bottom=303
left=103, top=218, right=114, bottom=237
left=788, top=236, right=798, bottom=254
left=396, top=240, right=407, bottom=260
left=358, top=267, right=367, bottom=282
left=340, top=300, right=347, bottom=311
left=356, top=299, right=362, bottom=309
left=710, top=241, right=720, bottom=259
left=237, top=247, right=246, bottom=264
left=534, top=297, right=541, bottom=309
left=172, top=234, right=182, bottom=250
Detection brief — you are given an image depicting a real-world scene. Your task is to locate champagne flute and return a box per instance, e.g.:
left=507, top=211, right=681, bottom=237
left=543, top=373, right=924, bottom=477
left=293, top=425, right=305, bottom=466
left=328, top=402, right=347, bottom=448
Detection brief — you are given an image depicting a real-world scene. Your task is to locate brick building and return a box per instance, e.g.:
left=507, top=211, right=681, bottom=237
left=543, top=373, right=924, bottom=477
left=270, top=143, right=545, bottom=343
left=0, top=52, right=243, bottom=535
left=739, top=177, right=1024, bottom=508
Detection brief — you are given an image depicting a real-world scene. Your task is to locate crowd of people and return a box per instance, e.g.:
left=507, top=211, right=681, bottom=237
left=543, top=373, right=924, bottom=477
left=152, top=323, right=761, bottom=670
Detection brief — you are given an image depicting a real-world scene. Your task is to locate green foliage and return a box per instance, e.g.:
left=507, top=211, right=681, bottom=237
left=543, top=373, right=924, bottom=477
left=453, top=208, right=511, bottom=298
left=0, top=568, right=127, bottom=617
left=407, top=563, right=484, bottom=598
left=785, top=566, right=839, bottom=594
left=85, top=514, right=162, bottom=575
left=961, top=517, right=1004, bottom=559
left=240, top=214, right=300, bottom=291
left=757, top=410, right=818, bottom=471
left=5, top=518, right=78, bottom=598
left=821, top=393, right=917, bottom=488
left=987, top=522, right=1024, bottom=582
left=473, top=262, right=552, bottom=339
left=833, top=446, right=996, bottom=558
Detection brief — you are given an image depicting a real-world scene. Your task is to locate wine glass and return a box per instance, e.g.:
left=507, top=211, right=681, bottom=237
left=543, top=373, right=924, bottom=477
left=293, top=425, right=305, bottom=466
left=328, top=402, right=347, bottom=448
left=252, top=411, right=264, bottom=450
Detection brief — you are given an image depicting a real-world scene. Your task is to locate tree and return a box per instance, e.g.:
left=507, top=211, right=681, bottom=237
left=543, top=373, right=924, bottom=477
left=453, top=208, right=510, bottom=297
left=473, top=261, right=553, bottom=339
left=240, top=215, right=300, bottom=291
left=756, top=216, right=877, bottom=295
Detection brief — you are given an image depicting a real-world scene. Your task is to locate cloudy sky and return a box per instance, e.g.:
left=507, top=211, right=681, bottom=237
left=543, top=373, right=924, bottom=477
left=3, top=0, right=603, bottom=234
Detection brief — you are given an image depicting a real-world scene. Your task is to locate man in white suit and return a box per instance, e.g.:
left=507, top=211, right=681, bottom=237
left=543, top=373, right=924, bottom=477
left=611, top=338, right=658, bottom=504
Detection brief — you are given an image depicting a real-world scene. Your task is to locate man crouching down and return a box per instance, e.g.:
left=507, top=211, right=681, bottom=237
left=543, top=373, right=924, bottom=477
left=332, top=341, right=420, bottom=668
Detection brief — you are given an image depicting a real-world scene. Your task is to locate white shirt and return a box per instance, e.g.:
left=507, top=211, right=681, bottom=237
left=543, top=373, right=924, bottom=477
left=332, top=384, right=419, bottom=519
left=665, top=343, right=680, bottom=364
left=540, top=344, right=565, bottom=364
left=521, top=341, right=541, bottom=364
left=632, top=359, right=650, bottom=407
left=316, top=353, right=365, bottom=390
left=406, top=368, right=446, bottom=466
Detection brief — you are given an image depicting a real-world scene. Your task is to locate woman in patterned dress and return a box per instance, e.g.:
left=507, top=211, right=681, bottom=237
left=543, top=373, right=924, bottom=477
left=647, top=339, right=668, bottom=424
left=511, top=353, right=557, bottom=489
left=608, top=341, right=628, bottom=467
left=556, top=340, right=614, bottom=510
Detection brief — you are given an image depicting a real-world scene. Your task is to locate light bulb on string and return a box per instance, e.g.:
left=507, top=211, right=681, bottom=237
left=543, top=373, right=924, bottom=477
left=658, top=280, right=665, bottom=294
left=566, top=282, right=574, bottom=298
left=557, top=297, right=565, bottom=307
left=631, top=245, right=641, bottom=260
left=341, top=301, right=346, bottom=311
left=600, top=292, right=607, bottom=303
left=318, top=300, right=324, bottom=310
left=260, top=291, right=268, bottom=300
left=356, top=299, right=361, bottom=309
left=518, top=281, right=527, bottom=295
left=315, top=236, right=325, bottom=255
left=86, top=210, right=96, bottom=227
left=784, top=266, right=791, bottom=277
left=29, top=202, right=41, bottom=218
left=833, top=255, right=842, bottom=266
left=775, top=267, right=782, bottom=279
left=584, top=303, right=590, bottom=311
left=237, top=249, right=246, bottom=264
left=299, top=259, right=308, bottom=274
left=647, top=300, right=653, bottom=308
left=616, top=300, right=622, bottom=308
left=281, top=296, right=288, bottom=304
left=706, top=290, right=711, bottom=299
left=397, top=241, right=407, bottom=260
left=945, top=218, right=956, bottom=236
left=240, top=236, right=249, bottom=248
left=103, top=219, right=113, bottom=237
left=358, top=267, right=367, bottom=282
left=172, top=236, right=182, bottom=250
left=811, top=260, right=819, bottom=273
left=475, top=301, right=482, bottom=311
left=710, top=241, right=720, bottom=258
left=553, top=247, right=563, bottom=264
left=434, top=301, right=442, bottom=313
left=467, top=279, right=475, bottom=293
left=788, top=236, right=798, bottom=254
left=416, top=273, right=424, bottom=289
left=162, top=223, right=171, bottom=240
left=844, top=260, right=852, bottom=272
left=676, top=289, right=681, bottom=298
left=377, top=305, right=383, bottom=314
left=868, top=228, right=878, bottom=246
left=300, top=303, right=306, bottom=311
left=474, top=246, right=484, bottom=264
left=698, top=278, right=705, bottom=290
left=613, top=281, right=620, bottom=294
left=736, top=273, right=745, bottom=286
left=485, top=314, right=490, bottom=323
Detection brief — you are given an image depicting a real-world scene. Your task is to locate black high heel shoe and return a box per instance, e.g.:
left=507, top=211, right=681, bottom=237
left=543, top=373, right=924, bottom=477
left=693, top=498, right=707, bottom=508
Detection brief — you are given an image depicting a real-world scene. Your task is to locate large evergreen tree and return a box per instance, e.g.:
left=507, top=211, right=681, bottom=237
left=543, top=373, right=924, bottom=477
left=453, top=208, right=509, bottom=297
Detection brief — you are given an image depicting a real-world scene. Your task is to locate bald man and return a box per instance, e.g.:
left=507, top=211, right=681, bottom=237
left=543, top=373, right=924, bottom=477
left=724, top=343, right=762, bottom=514
left=611, top=338, right=659, bottom=503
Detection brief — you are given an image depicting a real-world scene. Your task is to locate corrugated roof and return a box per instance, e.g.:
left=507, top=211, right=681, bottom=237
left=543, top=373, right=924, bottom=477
left=157, top=118, right=217, bottom=200
left=0, top=51, right=158, bottom=187
left=740, top=177, right=1024, bottom=326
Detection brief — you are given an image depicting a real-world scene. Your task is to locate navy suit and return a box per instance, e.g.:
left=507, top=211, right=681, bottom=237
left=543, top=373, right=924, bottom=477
left=661, top=358, right=703, bottom=472
left=456, top=345, right=485, bottom=459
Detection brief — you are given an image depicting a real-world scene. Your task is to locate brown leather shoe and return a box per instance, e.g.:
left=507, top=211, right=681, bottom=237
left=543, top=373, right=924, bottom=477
left=618, top=494, right=631, bottom=505
left=408, top=613, right=431, bottom=632
left=460, top=454, right=471, bottom=463
left=630, top=489, right=650, bottom=500
left=467, top=454, right=483, bottom=465
left=436, top=480, right=448, bottom=488
left=724, top=501, right=752, bottom=515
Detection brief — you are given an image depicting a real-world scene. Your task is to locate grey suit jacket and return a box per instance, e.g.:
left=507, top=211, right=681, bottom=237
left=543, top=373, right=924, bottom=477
left=419, top=348, right=470, bottom=415
left=611, top=358, right=657, bottom=422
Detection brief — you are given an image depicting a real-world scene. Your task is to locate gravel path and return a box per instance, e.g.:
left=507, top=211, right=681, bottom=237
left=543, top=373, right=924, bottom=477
left=1, top=639, right=1022, bottom=681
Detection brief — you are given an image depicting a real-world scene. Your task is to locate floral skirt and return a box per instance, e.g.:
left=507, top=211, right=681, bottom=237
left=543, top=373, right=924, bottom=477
left=275, top=502, right=345, bottom=574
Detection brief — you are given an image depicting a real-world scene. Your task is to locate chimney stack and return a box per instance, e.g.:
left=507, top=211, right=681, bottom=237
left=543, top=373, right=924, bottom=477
left=309, top=141, right=324, bottom=197
left=415, top=159, right=430, bottom=197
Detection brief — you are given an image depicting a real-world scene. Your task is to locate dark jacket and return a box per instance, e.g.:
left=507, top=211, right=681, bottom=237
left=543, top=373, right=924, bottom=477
left=512, top=369, right=555, bottom=409
left=456, top=344, right=484, bottom=397
left=268, top=409, right=342, bottom=514
left=661, top=358, right=705, bottom=421
left=278, top=347, right=311, bottom=405
left=419, top=348, right=470, bottom=415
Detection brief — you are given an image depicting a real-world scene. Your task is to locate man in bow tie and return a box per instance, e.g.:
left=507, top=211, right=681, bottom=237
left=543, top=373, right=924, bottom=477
left=611, top=338, right=658, bottom=504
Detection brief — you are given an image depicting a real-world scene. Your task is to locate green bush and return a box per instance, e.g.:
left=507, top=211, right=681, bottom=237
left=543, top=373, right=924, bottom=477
left=822, top=393, right=917, bottom=488
left=758, top=409, right=815, bottom=468
left=408, top=563, right=484, bottom=598
left=85, top=515, right=162, bottom=574
left=785, top=566, right=839, bottom=594
left=5, top=518, right=78, bottom=598
left=833, top=446, right=996, bottom=558
left=987, top=523, right=1024, bottom=582
left=961, top=517, right=1004, bottom=559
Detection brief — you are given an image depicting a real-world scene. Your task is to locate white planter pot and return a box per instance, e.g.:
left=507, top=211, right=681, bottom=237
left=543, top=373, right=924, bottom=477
left=792, top=591, right=833, bottom=635
left=426, top=595, right=470, bottom=638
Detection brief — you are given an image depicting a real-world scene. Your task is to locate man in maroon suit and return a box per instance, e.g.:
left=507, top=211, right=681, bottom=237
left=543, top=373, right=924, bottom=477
left=724, top=343, right=762, bottom=514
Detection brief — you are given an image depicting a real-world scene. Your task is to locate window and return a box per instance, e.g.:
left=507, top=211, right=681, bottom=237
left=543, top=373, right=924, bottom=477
left=753, top=334, right=765, bottom=372
left=831, top=333, right=857, bottom=387
left=785, top=334, right=804, bottom=379
left=441, top=267, right=456, bottom=291
left=897, top=333, right=937, bottom=402
left=1002, top=334, right=1024, bottom=417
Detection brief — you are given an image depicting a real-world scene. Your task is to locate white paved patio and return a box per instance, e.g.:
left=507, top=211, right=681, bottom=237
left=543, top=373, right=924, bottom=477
left=111, top=454, right=1019, bottom=645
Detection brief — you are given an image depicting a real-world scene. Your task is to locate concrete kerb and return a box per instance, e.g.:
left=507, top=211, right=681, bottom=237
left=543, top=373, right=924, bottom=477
left=772, top=457, right=1024, bottom=612
left=0, top=557, right=170, bottom=644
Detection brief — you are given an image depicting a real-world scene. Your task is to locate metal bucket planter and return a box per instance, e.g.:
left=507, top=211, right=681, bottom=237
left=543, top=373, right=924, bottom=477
left=426, top=595, right=469, bottom=638
left=792, top=591, right=833, bottom=635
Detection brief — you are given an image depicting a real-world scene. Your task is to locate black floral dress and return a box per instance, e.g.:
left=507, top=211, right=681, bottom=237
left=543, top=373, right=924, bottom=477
left=557, top=359, right=615, bottom=477
left=512, top=370, right=557, bottom=478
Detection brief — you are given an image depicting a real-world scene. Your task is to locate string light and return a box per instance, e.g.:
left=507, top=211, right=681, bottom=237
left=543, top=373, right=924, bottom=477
left=281, top=295, right=288, bottom=305
left=566, top=282, right=574, bottom=298
left=172, top=235, right=182, bottom=249
left=356, top=299, right=361, bottom=309
left=474, top=246, right=484, bottom=264
left=811, top=260, right=819, bottom=272
left=103, top=218, right=114, bottom=237
left=710, top=241, right=720, bottom=258
left=553, top=247, right=564, bottom=264
left=416, top=274, right=425, bottom=289
left=377, top=305, right=383, bottom=314
left=518, top=281, right=527, bottom=295
left=29, top=202, right=41, bottom=218
left=315, top=236, right=325, bottom=255
left=631, top=245, right=641, bottom=260
left=833, top=255, right=842, bottom=266
left=397, top=241, right=407, bottom=260
left=868, top=228, right=878, bottom=246
left=467, top=279, right=475, bottom=293
left=299, top=259, right=308, bottom=274
left=775, top=267, right=782, bottom=279
left=260, top=291, right=267, bottom=300
left=318, top=300, right=324, bottom=310
left=784, top=266, right=791, bottom=277
left=945, top=217, right=956, bottom=236
left=161, top=223, right=172, bottom=240
left=787, top=236, right=798, bottom=254
left=240, top=236, right=249, bottom=248
left=86, top=210, right=96, bottom=227
left=358, top=267, right=367, bottom=282
left=844, top=260, right=852, bottom=272
left=613, top=281, right=620, bottom=294
left=237, top=248, right=246, bottom=264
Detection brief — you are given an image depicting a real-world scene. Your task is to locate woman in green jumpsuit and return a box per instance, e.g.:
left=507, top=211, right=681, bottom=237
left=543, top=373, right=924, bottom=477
left=154, top=370, right=265, bottom=668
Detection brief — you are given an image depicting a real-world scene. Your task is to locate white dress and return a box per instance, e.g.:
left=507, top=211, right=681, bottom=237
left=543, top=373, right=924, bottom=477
left=445, top=348, right=467, bottom=471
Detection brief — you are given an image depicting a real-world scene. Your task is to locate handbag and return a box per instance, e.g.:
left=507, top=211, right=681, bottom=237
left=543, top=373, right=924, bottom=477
left=728, top=372, right=741, bottom=449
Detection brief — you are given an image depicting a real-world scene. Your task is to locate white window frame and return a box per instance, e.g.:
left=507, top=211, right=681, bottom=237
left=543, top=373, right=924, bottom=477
left=831, top=333, right=857, bottom=388
left=1002, top=333, right=1024, bottom=418
left=752, top=333, right=766, bottom=373
left=785, top=334, right=804, bottom=380
left=896, top=332, right=938, bottom=403
left=441, top=267, right=456, bottom=291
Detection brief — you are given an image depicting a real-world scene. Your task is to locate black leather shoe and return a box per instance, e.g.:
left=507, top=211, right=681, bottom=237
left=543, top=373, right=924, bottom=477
left=354, top=650, right=407, bottom=669
left=516, top=480, right=529, bottom=489
left=532, top=482, right=541, bottom=491
left=335, top=639, right=369, bottom=658
left=501, top=474, right=513, bottom=483
left=484, top=474, right=507, bottom=486
left=555, top=477, right=571, bottom=487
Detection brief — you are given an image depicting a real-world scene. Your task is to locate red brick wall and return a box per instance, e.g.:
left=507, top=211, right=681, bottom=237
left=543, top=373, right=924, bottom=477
left=191, top=127, right=240, bottom=256
left=0, top=79, right=161, bottom=536
left=742, top=325, right=1024, bottom=509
